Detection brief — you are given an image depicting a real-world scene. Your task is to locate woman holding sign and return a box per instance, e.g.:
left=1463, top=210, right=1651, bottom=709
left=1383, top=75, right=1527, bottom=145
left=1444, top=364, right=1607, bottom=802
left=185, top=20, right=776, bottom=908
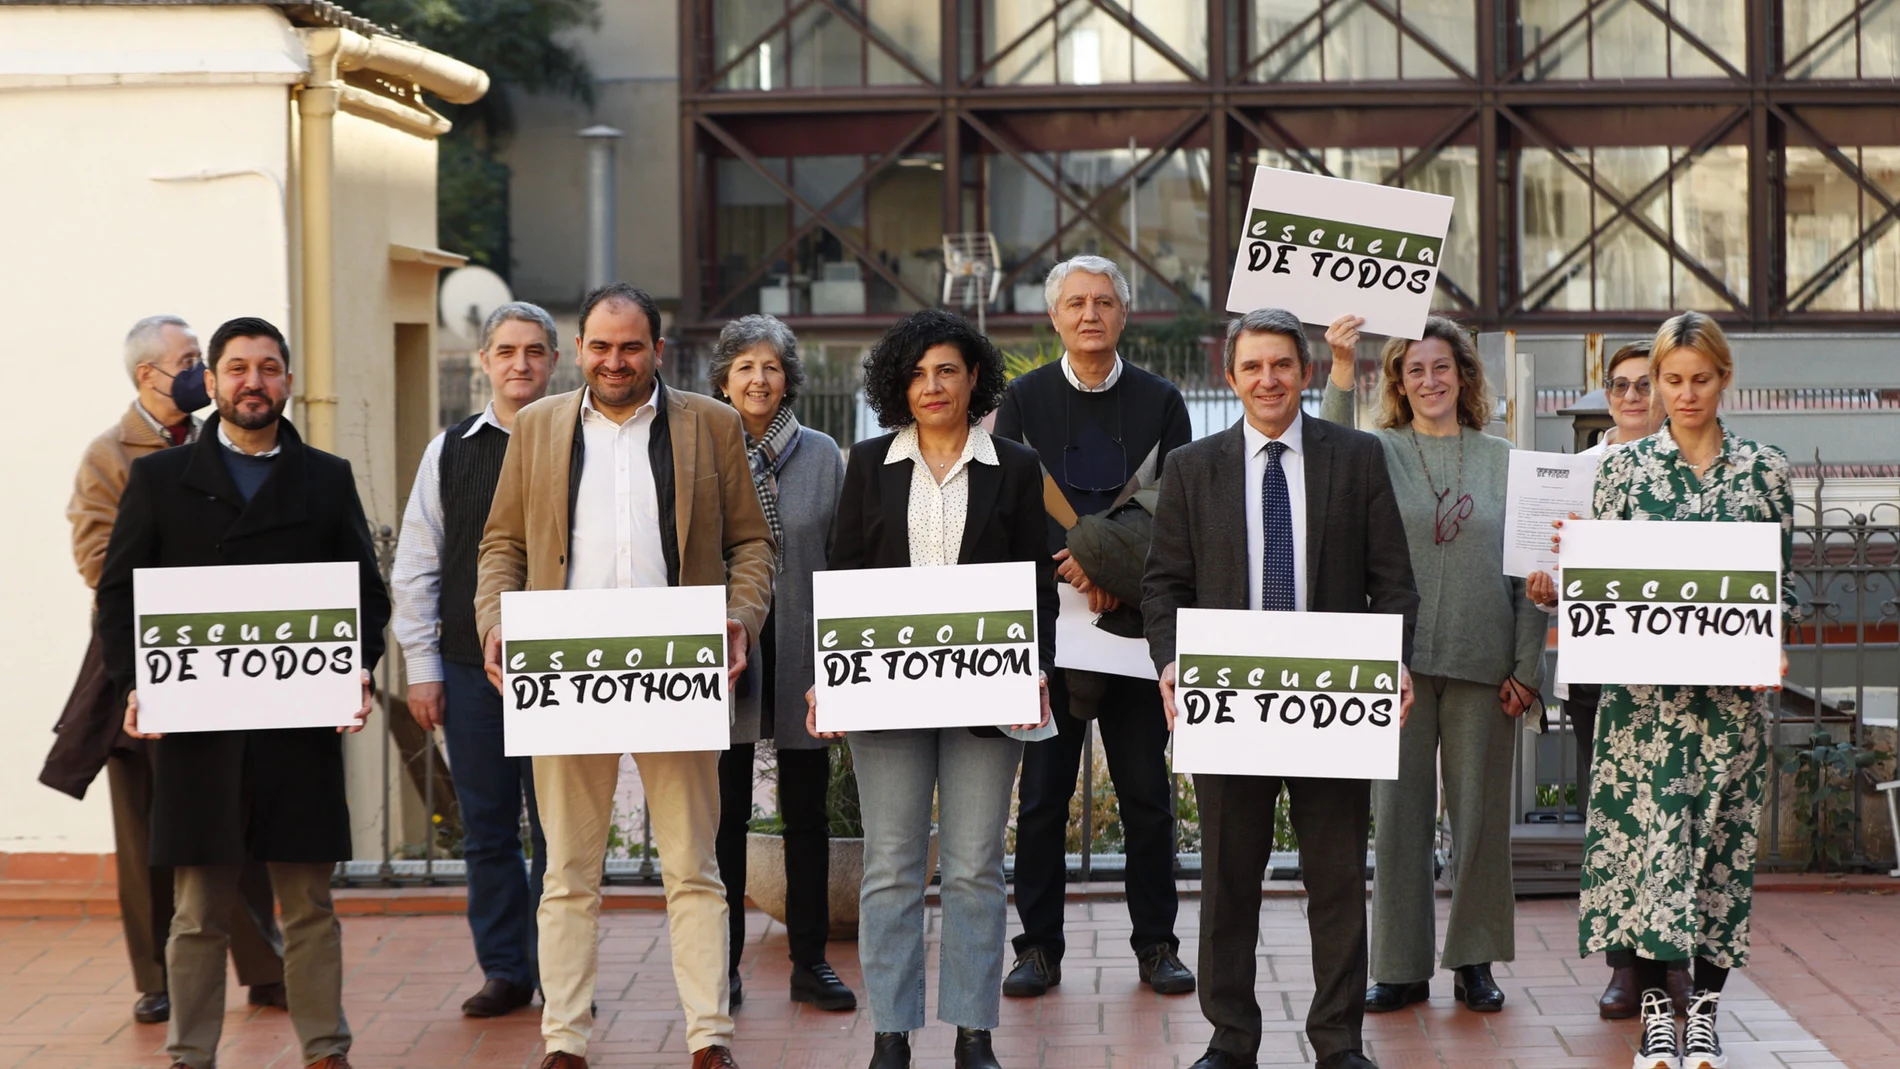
left=1555, top=312, right=1796, bottom=1069
left=707, top=315, right=857, bottom=1013
left=1323, top=314, right=1546, bottom=1016
left=806, top=309, right=1054, bottom=1069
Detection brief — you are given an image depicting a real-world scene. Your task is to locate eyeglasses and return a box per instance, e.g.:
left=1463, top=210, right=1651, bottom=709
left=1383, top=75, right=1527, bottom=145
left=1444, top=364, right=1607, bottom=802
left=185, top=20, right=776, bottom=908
left=1434, top=491, right=1474, bottom=545
left=1610, top=376, right=1653, bottom=398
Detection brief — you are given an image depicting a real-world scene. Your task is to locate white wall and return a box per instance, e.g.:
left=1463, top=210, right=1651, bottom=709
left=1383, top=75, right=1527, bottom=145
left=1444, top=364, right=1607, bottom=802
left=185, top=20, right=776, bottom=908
left=0, top=6, right=299, bottom=852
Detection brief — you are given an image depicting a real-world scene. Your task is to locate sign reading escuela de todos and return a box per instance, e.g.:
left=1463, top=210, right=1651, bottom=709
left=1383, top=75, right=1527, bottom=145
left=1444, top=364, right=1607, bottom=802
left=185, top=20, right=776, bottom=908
left=1556, top=520, right=1784, bottom=688
left=501, top=586, right=732, bottom=755
left=134, top=561, right=364, bottom=733
left=1171, top=608, right=1405, bottom=780
left=812, top=561, right=1041, bottom=732
left=1226, top=166, right=1454, bottom=340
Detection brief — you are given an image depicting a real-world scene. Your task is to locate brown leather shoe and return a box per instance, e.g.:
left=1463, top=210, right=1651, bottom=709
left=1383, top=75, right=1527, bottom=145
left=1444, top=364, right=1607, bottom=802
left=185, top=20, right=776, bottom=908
left=692, top=1046, right=740, bottom=1069
left=305, top=1057, right=352, bottom=1069
left=538, top=1055, right=589, bottom=1069
left=1599, top=966, right=1638, bottom=1019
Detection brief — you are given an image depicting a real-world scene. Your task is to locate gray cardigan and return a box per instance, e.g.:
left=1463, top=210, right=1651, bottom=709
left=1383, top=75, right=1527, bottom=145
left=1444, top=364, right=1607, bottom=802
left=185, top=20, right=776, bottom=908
left=731, top=425, right=845, bottom=749
left=1320, top=382, right=1545, bottom=689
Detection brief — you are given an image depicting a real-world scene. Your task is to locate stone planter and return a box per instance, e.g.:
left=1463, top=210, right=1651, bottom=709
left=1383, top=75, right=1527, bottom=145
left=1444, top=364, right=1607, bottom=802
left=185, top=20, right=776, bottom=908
left=745, top=830, right=938, bottom=940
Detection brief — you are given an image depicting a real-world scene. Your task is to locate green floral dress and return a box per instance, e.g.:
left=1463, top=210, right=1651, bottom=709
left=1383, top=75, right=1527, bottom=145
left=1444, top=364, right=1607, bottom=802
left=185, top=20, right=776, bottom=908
left=1577, top=421, right=1796, bottom=969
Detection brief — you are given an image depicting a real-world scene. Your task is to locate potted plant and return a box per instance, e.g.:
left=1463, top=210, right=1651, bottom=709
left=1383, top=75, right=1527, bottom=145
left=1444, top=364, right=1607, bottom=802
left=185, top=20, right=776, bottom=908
left=744, top=744, right=936, bottom=939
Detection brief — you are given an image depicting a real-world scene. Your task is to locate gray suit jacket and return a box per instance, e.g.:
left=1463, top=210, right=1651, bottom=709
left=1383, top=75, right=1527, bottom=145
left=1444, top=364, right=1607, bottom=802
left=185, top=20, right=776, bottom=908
left=732, top=426, right=845, bottom=749
left=1141, top=415, right=1420, bottom=672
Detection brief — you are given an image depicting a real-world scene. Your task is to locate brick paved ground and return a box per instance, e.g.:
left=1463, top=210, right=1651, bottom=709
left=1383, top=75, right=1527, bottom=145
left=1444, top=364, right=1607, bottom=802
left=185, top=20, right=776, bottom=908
left=1, top=892, right=1889, bottom=1069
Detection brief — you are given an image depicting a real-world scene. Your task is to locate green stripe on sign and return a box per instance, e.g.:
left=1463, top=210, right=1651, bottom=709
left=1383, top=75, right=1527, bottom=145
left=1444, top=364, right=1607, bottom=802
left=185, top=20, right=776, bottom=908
left=1562, top=569, right=1778, bottom=605
left=139, top=609, right=359, bottom=648
left=1178, top=656, right=1399, bottom=693
left=504, top=635, right=726, bottom=674
left=817, top=611, right=1035, bottom=652
left=1243, top=208, right=1443, bottom=265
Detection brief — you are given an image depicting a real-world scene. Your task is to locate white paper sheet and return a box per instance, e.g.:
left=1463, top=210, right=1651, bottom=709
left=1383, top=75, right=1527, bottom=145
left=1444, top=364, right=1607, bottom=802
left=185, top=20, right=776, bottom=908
left=1503, top=450, right=1597, bottom=578
left=1053, top=583, right=1158, bottom=681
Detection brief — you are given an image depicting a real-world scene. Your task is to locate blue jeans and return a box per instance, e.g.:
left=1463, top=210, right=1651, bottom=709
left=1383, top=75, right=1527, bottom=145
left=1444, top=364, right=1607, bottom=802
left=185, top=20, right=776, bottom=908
left=849, top=728, right=1023, bottom=1032
left=442, top=660, right=547, bottom=990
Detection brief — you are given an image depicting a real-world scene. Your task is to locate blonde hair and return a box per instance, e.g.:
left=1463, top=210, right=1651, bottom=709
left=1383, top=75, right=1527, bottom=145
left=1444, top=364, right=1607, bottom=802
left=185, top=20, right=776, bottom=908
left=1375, top=316, right=1492, bottom=431
left=1649, top=311, right=1733, bottom=381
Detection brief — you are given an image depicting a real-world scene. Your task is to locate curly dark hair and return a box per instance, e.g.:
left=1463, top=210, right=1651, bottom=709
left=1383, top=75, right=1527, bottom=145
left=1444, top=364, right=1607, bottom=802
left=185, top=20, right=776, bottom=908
left=860, top=309, right=1008, bottom=429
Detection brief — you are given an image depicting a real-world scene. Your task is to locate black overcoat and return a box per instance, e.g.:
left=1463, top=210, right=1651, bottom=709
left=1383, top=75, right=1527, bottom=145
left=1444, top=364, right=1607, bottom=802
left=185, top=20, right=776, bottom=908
left=96, top=417, right=390, bottom=866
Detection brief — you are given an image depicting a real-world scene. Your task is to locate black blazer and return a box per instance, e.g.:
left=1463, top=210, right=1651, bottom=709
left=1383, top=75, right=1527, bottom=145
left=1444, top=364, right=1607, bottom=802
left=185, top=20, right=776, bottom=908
left=1141, top=416, right=1419, bottom=671
left=831, top=430, right=1058, bottom=669
left=96, top=417, right=391, bottom=866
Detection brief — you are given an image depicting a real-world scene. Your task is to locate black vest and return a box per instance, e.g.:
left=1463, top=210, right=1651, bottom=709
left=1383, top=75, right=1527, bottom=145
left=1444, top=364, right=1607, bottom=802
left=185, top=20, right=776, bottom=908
left=439, top=414, right=511, bottom=665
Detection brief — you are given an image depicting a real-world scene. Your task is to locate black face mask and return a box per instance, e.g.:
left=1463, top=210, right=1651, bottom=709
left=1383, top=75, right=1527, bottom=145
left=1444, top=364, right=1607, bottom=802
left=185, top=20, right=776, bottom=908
left=154, top=362, right=210, bottom=413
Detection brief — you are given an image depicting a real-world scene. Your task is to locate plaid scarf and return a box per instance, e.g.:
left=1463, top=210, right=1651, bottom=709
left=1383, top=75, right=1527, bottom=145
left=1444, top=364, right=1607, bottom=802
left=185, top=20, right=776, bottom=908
left=747, top=406, right=801, bottom=565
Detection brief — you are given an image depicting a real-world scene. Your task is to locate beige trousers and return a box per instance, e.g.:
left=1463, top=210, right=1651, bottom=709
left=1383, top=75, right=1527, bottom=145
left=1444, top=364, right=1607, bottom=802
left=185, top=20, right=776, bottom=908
left=535, top=750, right=731, bottom=1056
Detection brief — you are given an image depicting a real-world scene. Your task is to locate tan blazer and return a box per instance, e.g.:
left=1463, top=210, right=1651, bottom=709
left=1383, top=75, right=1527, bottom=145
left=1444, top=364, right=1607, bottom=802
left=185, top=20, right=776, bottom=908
left=68, top=403, right=190, bottom=589
left=474, top=384, right=776, bottom=650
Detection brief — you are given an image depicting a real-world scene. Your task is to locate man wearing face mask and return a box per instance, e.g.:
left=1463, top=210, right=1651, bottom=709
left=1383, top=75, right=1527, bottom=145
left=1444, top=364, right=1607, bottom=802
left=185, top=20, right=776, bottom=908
left=391, top=302, right=558, bottom=1018
left=41, top=315, right=287, bottom=1026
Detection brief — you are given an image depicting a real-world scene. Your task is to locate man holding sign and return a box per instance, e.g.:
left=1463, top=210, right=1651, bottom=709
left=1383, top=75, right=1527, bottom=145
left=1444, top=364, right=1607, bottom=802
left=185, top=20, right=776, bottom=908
left=98, top=317, right=389, bottom=1069
left=1142, top=309, right=1417, bottom=1069
left=475, top=283, right=773, bottom=1069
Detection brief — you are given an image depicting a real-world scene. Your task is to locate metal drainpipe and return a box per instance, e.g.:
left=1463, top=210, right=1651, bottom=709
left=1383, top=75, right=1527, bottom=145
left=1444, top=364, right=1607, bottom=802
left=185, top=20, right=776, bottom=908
left=298, top=29, right=341, bottom=450
left=580, top=126, right=624, bottom=294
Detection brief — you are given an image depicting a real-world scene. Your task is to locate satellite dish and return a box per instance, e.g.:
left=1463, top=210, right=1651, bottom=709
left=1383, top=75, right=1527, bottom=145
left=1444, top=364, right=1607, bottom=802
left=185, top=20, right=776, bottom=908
left=437, top=266, right=513, bottom=345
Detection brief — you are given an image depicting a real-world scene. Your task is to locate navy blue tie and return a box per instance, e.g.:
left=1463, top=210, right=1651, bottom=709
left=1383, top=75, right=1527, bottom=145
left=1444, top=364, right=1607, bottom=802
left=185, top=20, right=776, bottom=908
left=1261, top=440, right=1296, bottom=612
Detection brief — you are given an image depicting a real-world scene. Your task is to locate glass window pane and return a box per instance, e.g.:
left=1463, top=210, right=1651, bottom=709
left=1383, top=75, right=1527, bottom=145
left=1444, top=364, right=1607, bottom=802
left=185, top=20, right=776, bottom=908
left=986, top=0, right=1057, bottom=85
left=1403, top=146, right=1477, bottom=309
left=1869, top=4, right=1900, bottom=78
left=987, top=154, right=1060, bottom=312
left=1517, top=0, right=1590, bottom=80
left=716, top=158, right=791, bottom=315
left=1592, top=148, right=1671, bottom=309
left=866, top=156, right=942, bottom=313
left=1251, top=0, right=1323, bottom=82
left=1784, top=0, right=1859, bottom=79
left=1667, top=0, right=1744, bottom=78
left=1399, top=0, right=1475, bottom=78
left=1131, top=0, right=1208, bottom=80
left=1861, top=148, right=1900, bottom=309
left=714, top=0, right=789, bottom=90
left=789, top=5, right=865, bottom=88
left=1518, top=148, right=1594, bottom=311
left=1322, top=1, right=1399, bottom=81
left=1055, top=5, right=1135, bottom=85
left=1592, top=2, right=1668, bottom=79
left=1784, top=147, right=1862, bottom=312
left=1671, top=146, right=1748, bottom=308
left=1128, top=148, right=1211, bottom=309
left=866, top=0, right=940, bottom=84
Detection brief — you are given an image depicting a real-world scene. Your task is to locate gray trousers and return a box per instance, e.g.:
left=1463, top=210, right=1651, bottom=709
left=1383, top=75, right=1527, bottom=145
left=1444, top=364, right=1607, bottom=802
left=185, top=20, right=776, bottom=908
left=1370, top=674, right=1518, bottom=982
left=168, top=863, right=349, bottom=1069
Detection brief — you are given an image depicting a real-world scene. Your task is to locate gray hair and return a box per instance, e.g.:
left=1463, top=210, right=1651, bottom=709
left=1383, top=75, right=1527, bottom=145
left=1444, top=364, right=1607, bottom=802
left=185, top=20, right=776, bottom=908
left=708, top=314, right=805, bottom=406
left=124, top=315, right=193, bottom=384
left=1223, top=308, right=1311, bottom=376
left=479, top=301, right=559, bottom=353
left=1043, top=256, right=1132, bottom=312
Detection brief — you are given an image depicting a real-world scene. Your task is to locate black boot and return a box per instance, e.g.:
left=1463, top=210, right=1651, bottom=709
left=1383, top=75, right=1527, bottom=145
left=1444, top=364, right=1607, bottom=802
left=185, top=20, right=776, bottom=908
left=790, top=961, right=857, bottom=1012
left=867, top=1032, right=910, bottom=1069
left=1452, top=963, right=1505, bottom=1012
left=1364, top=980, right=1430, bottom=1012
left=954, top=1027, right=1003, bottom=1069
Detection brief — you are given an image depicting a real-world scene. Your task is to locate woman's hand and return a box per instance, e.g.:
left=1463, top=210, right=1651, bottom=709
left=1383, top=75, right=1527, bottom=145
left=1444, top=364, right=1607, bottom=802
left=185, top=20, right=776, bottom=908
left=1548, top=512, right=1582, bottom=558
left=1012, top=673, right=1053, bottom=731
left=1399, top=665, right=1414, bottom=727
left=123, top=689, right=161, bottom=740
left=1159, top=661, right=1179, bottom=730
left=1325, top=315, right=1365, bottom=390
left=1751, top=651, right=1790, bottom=693
left=1527, top=569, right=1559, bottom=609
left=1499, top=675, right=1537, bottom=718
left=805, top=686, right=845, bottom=740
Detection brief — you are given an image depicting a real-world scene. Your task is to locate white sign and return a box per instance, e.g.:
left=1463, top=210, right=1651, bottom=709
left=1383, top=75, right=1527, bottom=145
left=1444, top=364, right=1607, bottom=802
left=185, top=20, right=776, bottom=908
left=812, top=562, right=1041, bottom=732
left=1171, top=608, right=1404, bottom=780
left=1555, top=521, right=1783, bottom=688
left=1054, top=584, right=1157, bottom=681
left=133, top=562, right=363, bottom=734
left=1503, top=450, right=1597, bottom=578
left=1226, top=166, right=1455, bottom=340
left=501, top=586, right=731, bottom=756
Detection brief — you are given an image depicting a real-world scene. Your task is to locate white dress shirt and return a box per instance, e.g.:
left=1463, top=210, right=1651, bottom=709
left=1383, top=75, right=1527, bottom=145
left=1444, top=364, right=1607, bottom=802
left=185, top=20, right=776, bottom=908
left=569, top=388, right=668, bottom=592
left=1243, top=412, right=1308, bottom=613
left=885, top=423, right=999, bottom=567
left=1060, top=351, right=1124, bottom=393
left=216, top=419, right=282, bottom=457
left=390, top=402, right=509, bottom=685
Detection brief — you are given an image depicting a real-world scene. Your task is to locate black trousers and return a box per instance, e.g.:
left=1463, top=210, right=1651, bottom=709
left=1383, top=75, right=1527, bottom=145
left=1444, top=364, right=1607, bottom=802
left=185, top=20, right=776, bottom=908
left=1566, top=683, right=1601, bottom=795
left=1196, top=773, right=1370, bottom=1063
left=1012, top=670, right=1180, bottom=959
left=106, top=746, right=282, bottom=995
left=716, top=744, right=833, bottom=970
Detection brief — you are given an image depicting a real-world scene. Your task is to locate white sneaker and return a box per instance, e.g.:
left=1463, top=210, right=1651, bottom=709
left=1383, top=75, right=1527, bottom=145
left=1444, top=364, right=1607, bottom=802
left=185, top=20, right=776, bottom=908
left=1682, top=990, right=1728, bottom=1069
left=1633, top=988, right=1681, bottom=1069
